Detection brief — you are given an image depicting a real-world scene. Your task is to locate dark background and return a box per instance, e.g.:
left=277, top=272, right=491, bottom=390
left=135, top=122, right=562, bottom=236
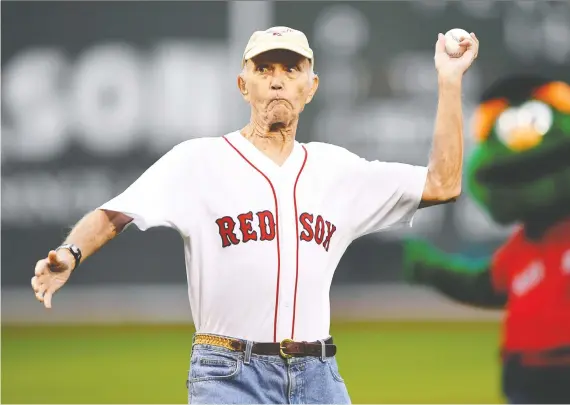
left=3, top=1, right=570, bottom=287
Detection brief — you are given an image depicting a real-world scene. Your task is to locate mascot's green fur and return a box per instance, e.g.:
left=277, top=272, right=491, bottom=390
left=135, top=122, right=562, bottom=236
left=403, top=76, right=570, bottom=404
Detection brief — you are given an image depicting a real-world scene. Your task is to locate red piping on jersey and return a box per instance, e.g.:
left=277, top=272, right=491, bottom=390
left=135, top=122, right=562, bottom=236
left=291, top=146, right=308, bottom=340
left=223, top=136, right=281, bottom=342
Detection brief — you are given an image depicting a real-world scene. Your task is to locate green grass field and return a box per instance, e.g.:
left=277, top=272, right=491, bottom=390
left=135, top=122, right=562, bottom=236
left=2, top=321, right=504, bottom=404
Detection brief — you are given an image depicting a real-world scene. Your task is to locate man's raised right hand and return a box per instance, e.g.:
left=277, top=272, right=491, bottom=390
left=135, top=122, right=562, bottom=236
left=31, top=249, right=75, bottom=309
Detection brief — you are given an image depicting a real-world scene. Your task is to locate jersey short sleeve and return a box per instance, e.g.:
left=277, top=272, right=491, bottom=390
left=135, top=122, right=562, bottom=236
left=348, top=159, right=428, bottom=238
left=314, top=143, right=428, bottom=239
left=98, top=143, right=192, bottom=232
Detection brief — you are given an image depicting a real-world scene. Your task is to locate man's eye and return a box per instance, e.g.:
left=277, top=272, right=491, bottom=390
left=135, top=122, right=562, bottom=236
left=287, top=66, right=298, bottom=72
left=256, top=65, right=268, bottom=72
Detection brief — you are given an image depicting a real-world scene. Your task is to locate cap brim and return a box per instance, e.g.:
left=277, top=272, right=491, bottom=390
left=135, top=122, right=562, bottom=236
left=242, top=43, right=313, bottom=67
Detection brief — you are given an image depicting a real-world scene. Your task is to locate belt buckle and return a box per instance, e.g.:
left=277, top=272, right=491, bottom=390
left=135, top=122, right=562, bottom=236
left=279, top=338, right=294, bottom=359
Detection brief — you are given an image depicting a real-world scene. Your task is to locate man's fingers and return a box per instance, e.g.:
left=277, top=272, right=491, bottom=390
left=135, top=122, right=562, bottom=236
left=469, top=33, right=479, bottom=57
left=47, top=250, right=59, bottom=265
left=33, top=253, right=63, bottom=307
left=44, top=290, right=53, bottom=309
left=35, top=259, right=48, bottom=276
left=31, top=276, right=40, bottom=292
left=458, top=34, right=478, bottom=62
left=35, top=283, right=46, bottom=302
left=434, top=33, right=446, bottom=54
left=36, top=273, right=52, bottom=289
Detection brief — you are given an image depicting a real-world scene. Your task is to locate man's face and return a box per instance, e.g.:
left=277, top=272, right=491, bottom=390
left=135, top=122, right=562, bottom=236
left=239, top=50, right=319, bottom=128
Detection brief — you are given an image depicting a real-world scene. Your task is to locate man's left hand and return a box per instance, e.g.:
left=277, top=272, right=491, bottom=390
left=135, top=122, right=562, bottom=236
left=434, top=32, right=479, bottom=81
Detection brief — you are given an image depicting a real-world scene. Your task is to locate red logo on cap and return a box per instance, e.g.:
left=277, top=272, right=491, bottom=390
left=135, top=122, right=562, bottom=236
left=267, top=27, right=292, bottom=36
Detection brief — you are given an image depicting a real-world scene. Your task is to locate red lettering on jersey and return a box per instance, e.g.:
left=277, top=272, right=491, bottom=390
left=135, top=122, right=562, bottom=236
left=216, top=210, right=336, bottom=251
left=238, top=211, right=258, bottom=243
left=299, top=213, right=314, bottom=241
left=322, top=221, right=337, bottom=252
left=314, top=215, right=325, bottom=244
left=257, top=210, right=276, bottom=241
left=299, top=212, right=337, bottom=252
left=216, top=216, right=240, bottom=248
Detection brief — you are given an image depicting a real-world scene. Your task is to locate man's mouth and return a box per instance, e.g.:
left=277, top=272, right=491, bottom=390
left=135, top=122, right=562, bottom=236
left=268, top=98, right=290, bottom=107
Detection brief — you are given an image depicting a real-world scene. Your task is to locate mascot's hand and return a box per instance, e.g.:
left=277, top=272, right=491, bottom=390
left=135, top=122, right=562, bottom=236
left=402, top=239, right=443, bottom=285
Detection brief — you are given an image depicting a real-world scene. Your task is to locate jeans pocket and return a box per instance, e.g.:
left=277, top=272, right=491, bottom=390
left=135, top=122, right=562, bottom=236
left=327, top=358, right=345, bottom=383
left=189, top=353, right=241, bottom=383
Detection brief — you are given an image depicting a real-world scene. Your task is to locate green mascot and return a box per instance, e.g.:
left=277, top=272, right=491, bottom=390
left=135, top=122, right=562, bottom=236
left=404, top=76, right=570, bottom=404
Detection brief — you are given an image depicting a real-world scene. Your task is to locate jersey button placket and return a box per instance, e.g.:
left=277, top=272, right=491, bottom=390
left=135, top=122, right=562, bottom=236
left=274, top=175, right=297, bottom=341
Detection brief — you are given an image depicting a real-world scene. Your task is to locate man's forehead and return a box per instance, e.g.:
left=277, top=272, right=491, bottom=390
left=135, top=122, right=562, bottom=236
left=250, top=50, right=310, bottom=65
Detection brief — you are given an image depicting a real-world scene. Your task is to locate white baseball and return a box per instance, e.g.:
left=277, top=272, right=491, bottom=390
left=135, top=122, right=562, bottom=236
left=444, top=28, right=471, bottom=58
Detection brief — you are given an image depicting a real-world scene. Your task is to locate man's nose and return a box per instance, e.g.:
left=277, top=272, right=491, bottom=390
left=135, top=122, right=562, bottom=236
left=270, top=71, right=284, bottom=90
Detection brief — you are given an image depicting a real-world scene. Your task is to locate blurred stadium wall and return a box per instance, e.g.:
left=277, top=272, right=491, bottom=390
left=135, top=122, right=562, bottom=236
left=3, top=1, right=570, bottom=324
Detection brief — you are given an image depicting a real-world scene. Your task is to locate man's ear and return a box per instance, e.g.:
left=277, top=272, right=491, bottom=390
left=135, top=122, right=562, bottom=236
left=237, top=74, right=249, bottom=101
left=305, top=74, right=319, bottom=105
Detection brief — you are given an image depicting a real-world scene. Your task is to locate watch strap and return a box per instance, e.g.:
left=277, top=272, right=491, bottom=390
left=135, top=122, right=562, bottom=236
left=56, top=244, right=82, bottom=270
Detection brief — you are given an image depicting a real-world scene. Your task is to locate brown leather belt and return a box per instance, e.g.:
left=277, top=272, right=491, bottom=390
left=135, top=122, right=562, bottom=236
left=193, top=334, right=336, bottom=359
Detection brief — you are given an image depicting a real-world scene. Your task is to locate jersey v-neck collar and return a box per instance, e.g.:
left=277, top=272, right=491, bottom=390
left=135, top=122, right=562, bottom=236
left=223, top=131, right=306, bottom=181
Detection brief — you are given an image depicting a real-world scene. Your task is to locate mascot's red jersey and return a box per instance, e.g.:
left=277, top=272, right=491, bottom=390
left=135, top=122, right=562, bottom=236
left=491, top=218, right=570, bottom=351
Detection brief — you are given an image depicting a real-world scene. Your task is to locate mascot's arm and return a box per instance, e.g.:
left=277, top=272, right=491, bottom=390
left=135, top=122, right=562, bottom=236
left=403, top=239, right=507, bottom=309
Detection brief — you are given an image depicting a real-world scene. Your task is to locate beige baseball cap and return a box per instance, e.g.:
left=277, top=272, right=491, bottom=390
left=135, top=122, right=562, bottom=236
left=241, top=26, right=314, bottom=68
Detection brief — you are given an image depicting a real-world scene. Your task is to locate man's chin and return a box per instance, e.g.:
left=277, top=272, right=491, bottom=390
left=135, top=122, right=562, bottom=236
left=267, top=113, right=293, bottom=129
left=269, top=122, right=287, bottom=131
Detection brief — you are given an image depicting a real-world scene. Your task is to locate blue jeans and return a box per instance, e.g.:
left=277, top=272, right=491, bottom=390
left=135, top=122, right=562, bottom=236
left=186, top=335, right=351, bottom=404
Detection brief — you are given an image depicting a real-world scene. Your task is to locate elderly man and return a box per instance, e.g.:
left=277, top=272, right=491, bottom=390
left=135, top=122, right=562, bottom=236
left=31, top=26, right=479, bottom=404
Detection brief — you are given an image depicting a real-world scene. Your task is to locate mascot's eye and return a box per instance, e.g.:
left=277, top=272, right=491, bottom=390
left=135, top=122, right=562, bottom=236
left=495, top=101, right=553, bottom=146
left=518, top=101, right=553, bottom=135
left=496, top=108, right=518, bottom=143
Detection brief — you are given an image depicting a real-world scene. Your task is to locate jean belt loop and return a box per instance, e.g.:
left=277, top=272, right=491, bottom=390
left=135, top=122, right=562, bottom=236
left=318, top=339, right=326, bottom=362
left=244, top=340, right=253, bottom=365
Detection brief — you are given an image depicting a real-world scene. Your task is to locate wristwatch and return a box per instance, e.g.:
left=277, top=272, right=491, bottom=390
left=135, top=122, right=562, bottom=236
left=56, top=244, right=82, bottom=270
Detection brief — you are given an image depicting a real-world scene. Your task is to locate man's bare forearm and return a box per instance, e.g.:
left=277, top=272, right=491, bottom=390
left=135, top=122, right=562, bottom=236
left=423, top=76, right=464, bottom=204
left=61, top=209, right=132, bottom=267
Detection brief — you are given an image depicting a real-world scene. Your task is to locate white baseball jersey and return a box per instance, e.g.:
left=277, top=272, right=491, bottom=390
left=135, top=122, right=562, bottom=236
left=99, top=131, right=427, bottom=343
